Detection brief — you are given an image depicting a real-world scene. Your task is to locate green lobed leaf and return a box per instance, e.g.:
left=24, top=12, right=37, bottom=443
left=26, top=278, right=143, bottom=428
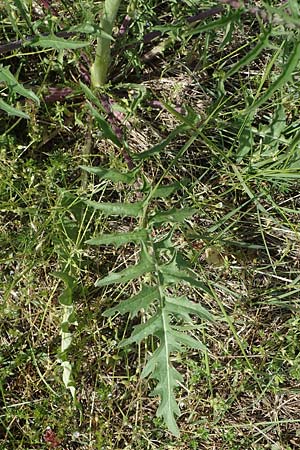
left=160, top=262, right=212, bottom=296
left=30, top=35, right=90, bottom=50
left=0, top=66, right=40, bottom=104
left=119, top=313, right=163, bottom=346
left=165, top=295, right=215, bottom=323
left=95, top=247, right=154, bottom=286
left=80, top=165, right=136, bottom=184
left=140, top=312, right=182, bottom=437
left=0, top=98, right=29, bottom=118
left=86, top=229, right=148, bottom=247
left=153, top=229, right=175, bottom=250
left=103, top=285, right=160, bottom=318
left=85, top=200, right=143, bottom=217
left=170, top=330, right=206, bottom=351
left=150, top=207, right=197, bottom=225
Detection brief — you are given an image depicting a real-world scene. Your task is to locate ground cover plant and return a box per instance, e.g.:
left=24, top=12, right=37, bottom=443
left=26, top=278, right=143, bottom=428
left=1, top=0, right=300, bottom=448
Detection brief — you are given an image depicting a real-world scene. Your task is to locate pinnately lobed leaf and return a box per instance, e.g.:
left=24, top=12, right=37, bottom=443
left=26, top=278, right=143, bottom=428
left=119, top=313, right=163, bottom=347
left=150, top=207, right=197, bottom=225
left=0, top=98, right=29, bottom=118
left=140, top=311, right=185, bottom=437
left=95, top=246, right=154, bottom=286
left=103, top=285, right=160, bottom=318
left=165, top=295, right=215, bottom=323
left=86, top=229, right=148, bottom=247
left=85, top=169, right=214, bottom=435
left=0, top=65, right=40, bottom=105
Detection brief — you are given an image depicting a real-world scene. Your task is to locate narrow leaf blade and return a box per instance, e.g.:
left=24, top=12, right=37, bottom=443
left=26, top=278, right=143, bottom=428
left=88, top=103, right=122, bottom=147
left=0, top=66, right=40, bottom=104
left=80, top=165, right=136, bottom=184
left=85, top=200, right=143, bottom=217
left=248, top=41, right=300, bottom=112
left=0, top=98, right=29, bottom=118
left=31, top=35, right=90, bottom=50
left=133, top=124, right=187, bottom=160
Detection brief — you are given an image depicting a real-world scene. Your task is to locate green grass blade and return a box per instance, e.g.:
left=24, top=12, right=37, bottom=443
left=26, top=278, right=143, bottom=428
left=248, top=40, right=300, bottom=112
left=225, top=31, right=270, bottom=80
left=188, top=13, right=240, bottom=38
left=13, top=0, right=33, bottom=32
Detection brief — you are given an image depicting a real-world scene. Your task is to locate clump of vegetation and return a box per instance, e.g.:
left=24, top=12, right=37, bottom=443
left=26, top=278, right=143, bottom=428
left=1, top=0, right=300, bottom=448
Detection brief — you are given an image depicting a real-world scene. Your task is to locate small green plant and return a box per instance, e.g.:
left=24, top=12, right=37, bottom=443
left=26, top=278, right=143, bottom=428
left=81, top=164, right=215, bottom=436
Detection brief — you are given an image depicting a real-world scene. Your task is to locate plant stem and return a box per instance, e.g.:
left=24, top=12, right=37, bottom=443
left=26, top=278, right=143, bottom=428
left=91, top=0, right=122, bottom=87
